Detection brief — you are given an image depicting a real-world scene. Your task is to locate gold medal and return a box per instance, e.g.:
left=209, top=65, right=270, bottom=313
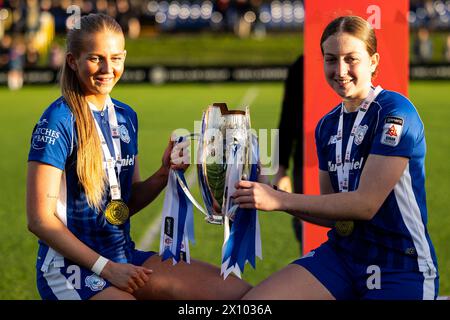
left=104, top=200, right=129, bottom=225
left=335, top=220, right=354, bottom=237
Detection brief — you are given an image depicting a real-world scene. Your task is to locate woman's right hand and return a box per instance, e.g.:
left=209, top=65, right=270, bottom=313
left=102, top=261, right=153, bottom=293
left=233, top=180, right=285, bottom=211
left=170, top=138, right=191, bottom=171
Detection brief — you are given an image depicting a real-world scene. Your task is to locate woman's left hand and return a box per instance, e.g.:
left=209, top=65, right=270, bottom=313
left=232, top=180, right=283, bottom=211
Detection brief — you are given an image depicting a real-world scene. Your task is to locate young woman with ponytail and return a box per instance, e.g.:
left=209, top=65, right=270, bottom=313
left=26, top=13, right=250, bottom=300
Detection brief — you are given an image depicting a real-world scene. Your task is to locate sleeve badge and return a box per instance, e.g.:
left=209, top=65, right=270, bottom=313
left=380, top=116, right=404, bottom=147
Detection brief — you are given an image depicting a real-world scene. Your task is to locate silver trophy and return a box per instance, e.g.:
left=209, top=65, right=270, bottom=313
left=163, top=103, right=261, bottom=276
left=175, top=103, right=255, bottom=225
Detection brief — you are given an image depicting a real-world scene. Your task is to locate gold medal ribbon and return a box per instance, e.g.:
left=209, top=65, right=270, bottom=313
left=90, top=98, right=127, bottom=226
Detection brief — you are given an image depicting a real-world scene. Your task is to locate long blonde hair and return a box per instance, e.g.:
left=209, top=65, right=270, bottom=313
left=61, top=14, right=123, bottom=210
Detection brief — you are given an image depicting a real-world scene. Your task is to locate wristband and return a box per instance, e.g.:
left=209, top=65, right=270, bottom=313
left=91, top=256, right=109, bottom=275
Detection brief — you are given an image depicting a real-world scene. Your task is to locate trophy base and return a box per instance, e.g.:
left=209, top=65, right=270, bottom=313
left=206, top=214, right=224, bottom=225
left=205, top=208, right=238, bottom=225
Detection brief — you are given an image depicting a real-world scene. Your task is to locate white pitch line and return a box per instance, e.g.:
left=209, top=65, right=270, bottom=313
left=136, top=86, right=260, bottom=250
left=239, top=86, right=260, bottom=108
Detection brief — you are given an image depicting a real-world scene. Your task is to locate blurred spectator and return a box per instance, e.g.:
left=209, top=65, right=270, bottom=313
left=82, top=0, right=95, bottom=15
left=48, top=42, right=64, bottom=70
left=0, top=2, right=9, bottom=36
left=26, top=0, right=41, bottom=36
left=444, top=34, right=450, bottom=62
left=8, top=37, right=25, bottom=90
left=252, top=0, right=266, bottom=39
left=107, top=0, right=117, bottom=18
left=9, top=0, right=27, bottom=34
left=127, top=17, right=140, bottom=39
left=216, top=0, right=232, bottom=32
left=40, top=0, right=53, bottom=13
left=234, top=0, right=252, bottom=38
left=25, top=41, right=39, bottom=67
left=414, top=27, right=434, bottom=62
left=0, top=33, right=12, bottom=68
left=95, top=0, right=108, bottom=15
left=116, top=0, right=140, bottom=38
left=49, top=1, right=69, bottom=33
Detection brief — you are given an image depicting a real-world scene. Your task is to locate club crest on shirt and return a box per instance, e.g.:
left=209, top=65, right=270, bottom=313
left=85, top=274, right=106, bottom=291
left=119, top=124, right=130, bottom=144
left=380, top=116, right=404, bottom=147
left=354, top=124, right=368, bottom=145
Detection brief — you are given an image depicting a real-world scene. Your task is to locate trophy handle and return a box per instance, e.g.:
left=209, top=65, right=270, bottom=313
left=173, top=135, right=223, bottom=225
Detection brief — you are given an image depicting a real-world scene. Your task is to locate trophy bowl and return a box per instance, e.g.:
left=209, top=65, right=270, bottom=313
left=196, top=103, right=253, bottom=224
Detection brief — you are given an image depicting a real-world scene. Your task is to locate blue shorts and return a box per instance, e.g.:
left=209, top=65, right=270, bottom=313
left=292, top=242, right=439, bottom=300
left=37, top=247, right=156, bottom=300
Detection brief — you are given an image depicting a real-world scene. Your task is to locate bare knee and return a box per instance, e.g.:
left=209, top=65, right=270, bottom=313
left=137, top=256, right=251, bottom=300
left=90, top=287, right=136, bottom=300
left=242, top=265, right=335, bottom=300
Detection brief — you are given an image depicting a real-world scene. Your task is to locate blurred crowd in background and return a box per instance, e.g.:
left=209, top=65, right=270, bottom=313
left=0, top=0, right=450, bottom=89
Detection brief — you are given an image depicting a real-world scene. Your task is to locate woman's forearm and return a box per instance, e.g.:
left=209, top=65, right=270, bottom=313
left=281, top=190, right=375, bottom=221
left=286, top=209, right=335, bottom=228
left=28, top=216, right=100, bottom=270
left=128, top=166, right=169, bottom=215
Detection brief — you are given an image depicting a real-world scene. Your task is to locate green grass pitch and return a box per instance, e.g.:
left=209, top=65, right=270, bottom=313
left=0, top=81, right=448, bottom=299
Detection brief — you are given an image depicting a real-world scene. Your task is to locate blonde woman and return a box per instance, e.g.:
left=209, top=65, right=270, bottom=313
left=27, top=13, right=250, bottom=300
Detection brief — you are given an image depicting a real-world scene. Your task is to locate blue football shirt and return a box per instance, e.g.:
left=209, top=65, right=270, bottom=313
left=315, top=90, right=438, bottom=274
left=28, top=96, right=139, bottom=264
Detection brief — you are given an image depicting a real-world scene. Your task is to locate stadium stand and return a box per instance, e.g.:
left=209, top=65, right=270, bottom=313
left=0, top=0, right=449, bottom=80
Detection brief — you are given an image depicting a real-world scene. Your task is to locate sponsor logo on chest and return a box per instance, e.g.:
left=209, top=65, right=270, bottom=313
left=328, top=157, right=365, bottom=172
left=120, top=154, right=135, bottom=167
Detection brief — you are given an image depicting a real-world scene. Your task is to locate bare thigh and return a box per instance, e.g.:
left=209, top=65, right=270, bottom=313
left=90, top=286, right=136, bottom=300
left=133, top=255, right=252, bottom=300
left=242, top=264, right=335, bottom=300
